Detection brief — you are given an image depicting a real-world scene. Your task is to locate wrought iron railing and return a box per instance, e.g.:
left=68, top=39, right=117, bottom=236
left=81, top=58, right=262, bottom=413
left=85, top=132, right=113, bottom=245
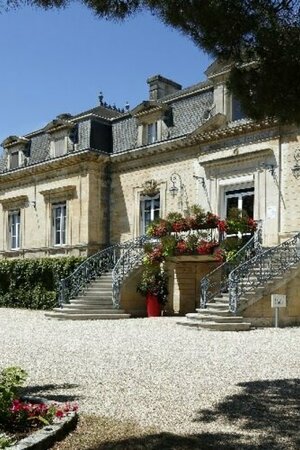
left=200, top=223, right=263, bottom=309
left=58, top=236, right=152, bottom=307
left=229, top=231, right=300, bottom=313
left=58, top=244, right=120, bottom=307
left=112, top=235, right=153, bottom=308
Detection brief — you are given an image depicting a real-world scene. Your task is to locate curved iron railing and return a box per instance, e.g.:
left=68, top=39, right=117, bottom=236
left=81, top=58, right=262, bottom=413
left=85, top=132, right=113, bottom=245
left=200, top=223, right=263, bottom=309
left=229, top=231, right=300, bottom=313
left=58, top=244, right=120, bottom=307
left=112, top=235, right=153, bottom=308
left=58, top=236, right=152, bottom=308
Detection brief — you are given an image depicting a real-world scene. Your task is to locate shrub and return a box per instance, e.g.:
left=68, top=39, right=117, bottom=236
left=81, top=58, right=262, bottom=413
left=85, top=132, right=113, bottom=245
left=0, top=257, right=83, bottom=310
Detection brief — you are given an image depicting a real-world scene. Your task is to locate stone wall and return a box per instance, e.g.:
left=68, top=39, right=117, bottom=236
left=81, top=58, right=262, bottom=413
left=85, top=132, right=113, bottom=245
left=243, top=269, right=300, bottom=327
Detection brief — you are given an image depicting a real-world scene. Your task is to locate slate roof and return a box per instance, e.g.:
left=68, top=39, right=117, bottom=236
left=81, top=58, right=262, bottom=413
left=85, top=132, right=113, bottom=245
left=72, top=105, right=124, bottom=121
left=0, top=74, right=216, bottom=172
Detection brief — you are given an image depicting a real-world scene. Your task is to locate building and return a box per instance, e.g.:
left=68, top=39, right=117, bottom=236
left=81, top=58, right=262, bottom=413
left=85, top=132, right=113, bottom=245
left=1, top=62, right=300, bottom=325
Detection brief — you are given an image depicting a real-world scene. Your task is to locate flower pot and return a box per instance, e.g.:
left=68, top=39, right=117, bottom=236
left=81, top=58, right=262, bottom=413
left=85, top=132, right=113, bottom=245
left=146, top=293, right=161, bottom=317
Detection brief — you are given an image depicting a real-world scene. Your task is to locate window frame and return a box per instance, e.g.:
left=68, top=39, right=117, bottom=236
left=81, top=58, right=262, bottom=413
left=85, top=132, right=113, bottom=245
left=8, top=209, right=21, bottom=250
left=146, top=122, right=158, bottom=144
left=52, top=202, right=67, bottom=246
left=140, top=193, right=160, bottom=235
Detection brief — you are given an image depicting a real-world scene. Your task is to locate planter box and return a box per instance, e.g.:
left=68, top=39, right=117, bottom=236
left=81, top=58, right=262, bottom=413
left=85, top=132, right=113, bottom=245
left=165, top=255, right=220, bottom=315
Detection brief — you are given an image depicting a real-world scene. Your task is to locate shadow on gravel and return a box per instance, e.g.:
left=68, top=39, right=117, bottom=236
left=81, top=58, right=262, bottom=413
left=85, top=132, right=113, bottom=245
left=86, top=378, right=299, bottom=450
left=86, top=432, right=281, bottom=450
left=21, top=383, right=80, bottom=402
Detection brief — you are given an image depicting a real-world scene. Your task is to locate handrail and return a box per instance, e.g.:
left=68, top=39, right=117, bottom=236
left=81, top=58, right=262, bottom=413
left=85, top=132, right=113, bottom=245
left=229, top=230, right=300, bottom=313
left=58, top=236, right=152, bottom=307
left=58, top=244, right=120, bottom=306
left=200, top=222, right=263, bottom=309
left=112, top=235, right=153, bottom=308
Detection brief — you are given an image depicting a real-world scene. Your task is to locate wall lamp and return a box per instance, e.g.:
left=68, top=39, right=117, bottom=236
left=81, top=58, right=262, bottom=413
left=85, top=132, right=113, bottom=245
left=169, top=173, right=183, bottom=198
left=259, top=163, right=276, bottom=176
left=193, top=175, right=206, bottom=187
left=25, top=200, right=36, bottom=208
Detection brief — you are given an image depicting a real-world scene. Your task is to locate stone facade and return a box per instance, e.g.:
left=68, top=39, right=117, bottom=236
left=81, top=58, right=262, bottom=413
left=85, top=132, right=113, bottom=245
left=1, top=62, right=300, bottom=322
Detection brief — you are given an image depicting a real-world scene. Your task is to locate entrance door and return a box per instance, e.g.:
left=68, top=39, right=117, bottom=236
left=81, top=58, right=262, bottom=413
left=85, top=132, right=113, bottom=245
left=225, top=187, right=254, bottom=218
left=140, top=194, right=160, bottom=235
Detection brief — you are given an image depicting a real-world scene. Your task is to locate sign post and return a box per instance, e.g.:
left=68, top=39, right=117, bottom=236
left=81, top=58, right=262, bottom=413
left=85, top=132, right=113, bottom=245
left=271, top=294, right=287, bottom=328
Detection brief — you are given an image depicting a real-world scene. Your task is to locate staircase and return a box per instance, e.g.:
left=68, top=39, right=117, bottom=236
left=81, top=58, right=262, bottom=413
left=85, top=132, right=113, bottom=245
left=181, top=228, right=300, bottom=331
left=46, top=236, right=150, bottom=320
left=45, top=271, right=130, bottom=320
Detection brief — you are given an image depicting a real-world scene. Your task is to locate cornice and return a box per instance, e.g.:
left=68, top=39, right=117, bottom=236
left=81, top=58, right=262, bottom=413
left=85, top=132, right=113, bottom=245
left=0, top=149, right=109, bottom=183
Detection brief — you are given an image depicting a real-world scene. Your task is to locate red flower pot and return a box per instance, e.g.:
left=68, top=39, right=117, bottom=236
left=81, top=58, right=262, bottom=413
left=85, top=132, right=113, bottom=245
left=146, top=293, right=161, bottom=317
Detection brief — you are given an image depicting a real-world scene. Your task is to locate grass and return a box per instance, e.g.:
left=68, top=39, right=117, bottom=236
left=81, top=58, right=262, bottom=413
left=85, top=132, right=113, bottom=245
left=52, top=415, right=158, bottom=450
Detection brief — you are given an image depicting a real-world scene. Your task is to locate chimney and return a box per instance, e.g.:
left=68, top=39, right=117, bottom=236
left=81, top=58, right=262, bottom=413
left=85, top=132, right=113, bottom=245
left=147, top=75, right=182, bottom=100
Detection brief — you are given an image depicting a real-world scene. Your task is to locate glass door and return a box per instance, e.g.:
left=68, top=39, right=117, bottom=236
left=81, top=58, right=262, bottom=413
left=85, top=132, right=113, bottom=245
left=225, top=188, right=254, bottom=218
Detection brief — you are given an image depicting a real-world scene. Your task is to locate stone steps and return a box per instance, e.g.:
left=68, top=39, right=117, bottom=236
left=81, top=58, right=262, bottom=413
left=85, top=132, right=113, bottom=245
left=178, top=321, right=251, bottom=331
left=45, top=312, right=130, bottom=320
left=46, top=271, right=131, bottom=321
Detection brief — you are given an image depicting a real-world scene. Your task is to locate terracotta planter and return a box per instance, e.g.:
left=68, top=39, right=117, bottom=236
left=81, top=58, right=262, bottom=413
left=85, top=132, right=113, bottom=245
left=146, top=293, right=161, bottom=317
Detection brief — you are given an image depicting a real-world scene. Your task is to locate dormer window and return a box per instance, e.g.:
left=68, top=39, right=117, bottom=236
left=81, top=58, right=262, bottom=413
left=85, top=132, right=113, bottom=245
left=44, top=114, right=74, bottom=158
left=131, top=101, right=172, bottom=147
left=147, top=122, right=158, bottom=144
left=1, top=135, right=30, bottom=170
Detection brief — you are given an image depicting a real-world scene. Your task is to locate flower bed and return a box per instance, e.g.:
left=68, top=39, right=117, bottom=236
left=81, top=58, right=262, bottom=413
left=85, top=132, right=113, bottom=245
left=0, top=367, right=78, bottom=449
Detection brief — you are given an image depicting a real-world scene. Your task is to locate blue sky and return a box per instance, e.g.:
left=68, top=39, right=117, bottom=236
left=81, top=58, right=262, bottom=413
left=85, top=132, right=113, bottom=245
left=0, top=3, right=211, bottom=146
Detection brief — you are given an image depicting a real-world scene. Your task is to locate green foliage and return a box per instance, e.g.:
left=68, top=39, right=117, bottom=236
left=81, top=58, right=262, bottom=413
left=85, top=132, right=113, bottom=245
left=0, top=367, right=28, bottom=425
left=9, top=0, right=295, bottom=124
left=0, top=257, right=83, bottom=310
left=137, top=265, right=168, bottom=305
left=227, top=207, right=249, bottom=234
left=0, top=433, right=15, bottom=449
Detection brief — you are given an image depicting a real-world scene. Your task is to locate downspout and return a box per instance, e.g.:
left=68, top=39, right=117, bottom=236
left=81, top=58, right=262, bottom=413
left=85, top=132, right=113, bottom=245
left=278, top=129, right=282, bottom=243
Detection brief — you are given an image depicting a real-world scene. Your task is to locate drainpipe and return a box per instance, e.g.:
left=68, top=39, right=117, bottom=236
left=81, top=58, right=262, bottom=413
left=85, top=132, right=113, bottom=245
left=278, top=130, right=282, bottom=243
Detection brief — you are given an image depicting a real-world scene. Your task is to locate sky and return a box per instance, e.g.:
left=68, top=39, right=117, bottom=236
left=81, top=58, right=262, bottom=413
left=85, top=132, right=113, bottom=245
left=0, top=3, right=212, bottom=147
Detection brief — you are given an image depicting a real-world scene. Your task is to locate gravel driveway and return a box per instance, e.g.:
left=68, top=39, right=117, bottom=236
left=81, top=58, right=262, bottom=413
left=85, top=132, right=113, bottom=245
left=0, top=308, right=299, bottom=449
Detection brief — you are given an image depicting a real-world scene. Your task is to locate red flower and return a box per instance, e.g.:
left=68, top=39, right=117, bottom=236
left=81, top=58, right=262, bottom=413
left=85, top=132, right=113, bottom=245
left=217, top=219, right=228, bottom=233
left=196, top=240, right=216, bottom=255
left=172, top=219, right=188, bottom=232
left=176, top=240, right=188, bottom=254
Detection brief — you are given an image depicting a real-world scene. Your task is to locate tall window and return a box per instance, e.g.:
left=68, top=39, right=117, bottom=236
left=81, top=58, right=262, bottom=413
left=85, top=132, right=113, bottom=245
left=52, top=202, right=66, bottom=245
left=225, top=188, right=254, bottom=218
left=147, top=122, right=158, bottom=144
left=8, top=210, right=21, bottom=249
left=140, top=194, right=160, bottom=235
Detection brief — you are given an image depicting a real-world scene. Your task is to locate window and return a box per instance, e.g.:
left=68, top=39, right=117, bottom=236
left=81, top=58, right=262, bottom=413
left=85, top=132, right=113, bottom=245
left=52, top=202, right=66, bottom=245
left=8, top=210, right=21, bottom=249
left=147, top=122, right=158, bottom=144
left=53, top=138, right=66, bottom=157
left=140, top=194, right=160, bottom=234
left=10, top=152, right=19, bottom=169
left=225, top=188, right=254, bottom=218
left=232, top=96, right=245, bottom=121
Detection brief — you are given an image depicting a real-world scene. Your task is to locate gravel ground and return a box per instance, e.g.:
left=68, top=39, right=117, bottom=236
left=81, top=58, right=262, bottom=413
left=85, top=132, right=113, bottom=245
left=0, top=308, right=299, bottom=449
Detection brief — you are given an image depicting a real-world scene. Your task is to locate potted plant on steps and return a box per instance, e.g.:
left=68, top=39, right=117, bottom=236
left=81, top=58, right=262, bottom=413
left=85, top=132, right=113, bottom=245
left=137, top=265, right=168, bottom=317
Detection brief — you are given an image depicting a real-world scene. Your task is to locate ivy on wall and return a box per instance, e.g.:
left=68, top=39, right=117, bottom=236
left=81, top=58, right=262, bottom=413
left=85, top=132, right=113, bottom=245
left=0, top=257, right=84, bottom=310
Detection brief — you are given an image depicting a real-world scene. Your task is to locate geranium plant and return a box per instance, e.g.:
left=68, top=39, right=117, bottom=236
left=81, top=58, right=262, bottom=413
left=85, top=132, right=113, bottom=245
left=0, top=366, right=78, bottom=443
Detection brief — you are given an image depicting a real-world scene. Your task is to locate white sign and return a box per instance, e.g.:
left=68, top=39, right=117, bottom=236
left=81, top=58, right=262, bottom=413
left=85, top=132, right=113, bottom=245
left=271, top=294, right=287, bottom=308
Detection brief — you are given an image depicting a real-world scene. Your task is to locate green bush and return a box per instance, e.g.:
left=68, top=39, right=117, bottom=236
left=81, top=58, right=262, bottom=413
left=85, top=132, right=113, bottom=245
left=0, top=257, right=83, bottom=310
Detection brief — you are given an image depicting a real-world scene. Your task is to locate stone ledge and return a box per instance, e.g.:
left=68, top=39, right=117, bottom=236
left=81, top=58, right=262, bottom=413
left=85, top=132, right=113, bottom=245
left=10, top=397, right=78, bottom=450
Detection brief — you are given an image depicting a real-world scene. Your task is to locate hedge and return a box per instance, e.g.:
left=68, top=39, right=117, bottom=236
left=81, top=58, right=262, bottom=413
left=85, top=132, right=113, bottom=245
left=0, top=257, right=84, bottom=310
